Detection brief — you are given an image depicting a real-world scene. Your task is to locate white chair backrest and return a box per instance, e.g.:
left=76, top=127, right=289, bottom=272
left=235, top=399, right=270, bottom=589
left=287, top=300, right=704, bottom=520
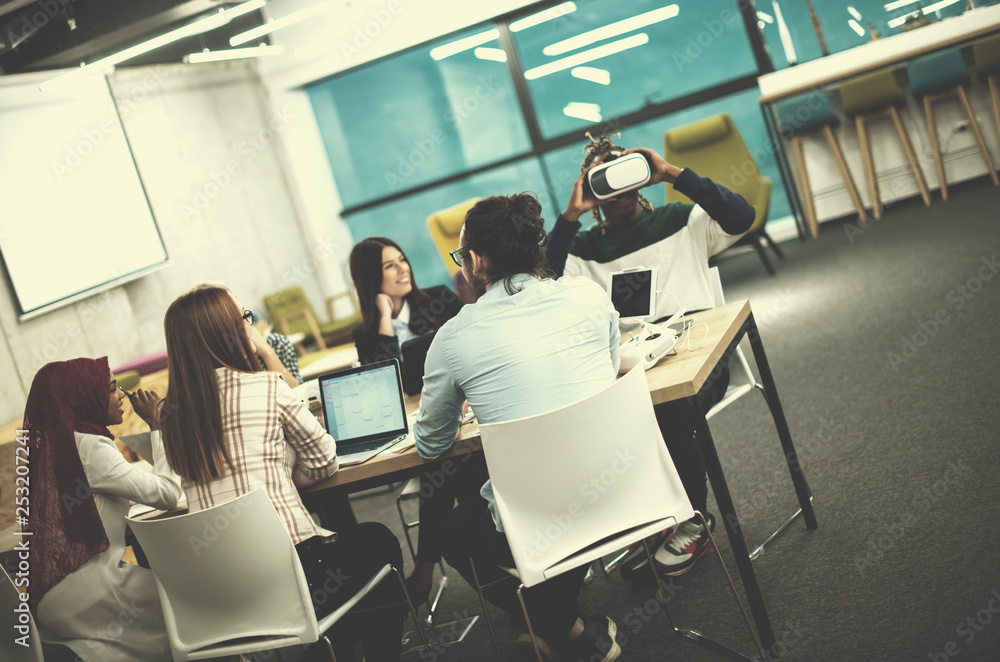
left=127, top=489, right=318, bottom=661
left=478, top=366, right=695, bottom=587
left=1, top=566, right=42, bottom=662
left=706, top=266, right=757, bottom=390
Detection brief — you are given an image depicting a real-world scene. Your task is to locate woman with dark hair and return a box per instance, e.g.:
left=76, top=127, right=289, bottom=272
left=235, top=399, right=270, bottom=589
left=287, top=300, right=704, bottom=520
left=348, top=237, right=483, bottom=606
left=160, top=284, right=405, bottom=662
left=25, top=357, right=181, bottom=661
left=349, top=236, right=463, bottom=365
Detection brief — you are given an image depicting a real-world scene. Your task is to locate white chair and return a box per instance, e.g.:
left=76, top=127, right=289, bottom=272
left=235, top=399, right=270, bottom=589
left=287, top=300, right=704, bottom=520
left=395, top=478, right=478, bottom=651
left=127, top=489, right=426, bottom=661
left=704, top=266, right=764, bottom=420
left=703, top=266, right=814, bottom=559
left=395, top=477, right=450, bottom=619
left=1, top=566, right=43, bottom=662
left=470, top=366, right=764, bottom=662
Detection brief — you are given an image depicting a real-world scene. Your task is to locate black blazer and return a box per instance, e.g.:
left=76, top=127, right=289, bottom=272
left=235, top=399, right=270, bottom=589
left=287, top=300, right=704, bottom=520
left=352, top=285, right=464, bottom=365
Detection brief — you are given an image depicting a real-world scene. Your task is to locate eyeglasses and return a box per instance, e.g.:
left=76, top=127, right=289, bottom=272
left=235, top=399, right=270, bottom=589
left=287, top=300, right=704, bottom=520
left=449, top=248, right=465, bottom=267
left=242, top=309, right=256, bottom=325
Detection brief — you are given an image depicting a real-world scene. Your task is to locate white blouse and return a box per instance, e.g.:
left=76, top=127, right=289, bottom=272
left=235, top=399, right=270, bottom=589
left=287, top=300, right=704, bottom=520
left=37, top=430, right=182, bottom=662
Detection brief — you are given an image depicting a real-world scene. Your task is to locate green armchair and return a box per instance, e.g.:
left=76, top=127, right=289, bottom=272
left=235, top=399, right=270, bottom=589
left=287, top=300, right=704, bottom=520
left=263, top=286, right=359, bottom=351
left=664, top=113, right=783, bottom=275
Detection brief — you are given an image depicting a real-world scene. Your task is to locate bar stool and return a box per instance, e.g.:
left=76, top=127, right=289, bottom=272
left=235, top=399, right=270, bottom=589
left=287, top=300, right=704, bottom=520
left=839, top=68, right=931, bottom=219
left=907, top=48, right=999, bottom=200
left=973, top=34, right=1000, bottom=151
left=774, top=90, right=867, bottom=237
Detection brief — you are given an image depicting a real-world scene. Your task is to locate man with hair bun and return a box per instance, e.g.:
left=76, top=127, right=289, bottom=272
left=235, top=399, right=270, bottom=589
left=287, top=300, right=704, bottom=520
left=414, top=192, right=624, bottom=662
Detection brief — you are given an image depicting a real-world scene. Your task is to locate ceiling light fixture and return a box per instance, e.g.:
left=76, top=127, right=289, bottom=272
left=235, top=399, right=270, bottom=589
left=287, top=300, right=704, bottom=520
left=510, top=2, right=577, bottom=32
left=571, top=66, right=610, bottom=85
left=848, top=19, right=865, bottom=36
left=847, top=6, right=863, bottom=20
left=474, top=47, right=508, bottom=62
left=756, top=11, right=774, bottom=23
left=39, top=0, right=265, bottom=91
left=542, top=5, right=678, bottom=56
left=887, top=0, right=961, bottom=26
left=563, top=102, right=602, bottom=122
left=230, top=1, right=336, bottom=46
left=525, top=33, right=649, bottom=80
left=186, top=43, right=285, bottom=63
left=430, top=29, right=500, bottom=61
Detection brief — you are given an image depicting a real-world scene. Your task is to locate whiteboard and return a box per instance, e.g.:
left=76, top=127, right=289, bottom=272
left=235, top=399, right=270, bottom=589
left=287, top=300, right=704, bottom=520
left=0, top=73, right=167, bottom=319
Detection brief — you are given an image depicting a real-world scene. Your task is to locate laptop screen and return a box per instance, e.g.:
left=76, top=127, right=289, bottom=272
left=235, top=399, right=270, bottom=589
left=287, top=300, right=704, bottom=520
left=317, top=360, right=408, bottom=448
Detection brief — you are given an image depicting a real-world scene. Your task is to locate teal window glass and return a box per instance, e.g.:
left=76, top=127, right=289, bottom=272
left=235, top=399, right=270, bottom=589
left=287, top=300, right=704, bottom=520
left=307, top=26, right=531, bottom=208
left=343, top=159, right=557, bottom=289
left=541, top=87, right=790, bottom=231
left=755, top=0, right=999, bottom=70
left=510, top=0, right=759, bottom=138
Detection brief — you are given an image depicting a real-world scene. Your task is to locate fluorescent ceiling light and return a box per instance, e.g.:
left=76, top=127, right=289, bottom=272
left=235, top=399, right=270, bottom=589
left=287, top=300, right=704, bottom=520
left=510, top=2, right=577, bottom=32
left=474, top=47, right=507, bottom=62
left=525, top=33, right=649, bottom=80
left=230, top=1, right=336, bottom=46
left=886, top=0, right=961, bottom=26
left=884, top=0, right=919, bottom=10
left=756, top=11, right=774, bottom=24
left=39, top=0, right=265, bottom=91
left=430, top=29, right=499, bottom=60
left=563, top=102, right=602, bottom=122
left=571, top=66, right=610, bottom=85
left=543, top=5, right=678, bottom=56
left=847, top=6, right=863, bottom=21
left=186, top=44, right=285, bottom=63
left=848, top=19, right=865, bottom=36
left=771, top=0, right=796, bottom=66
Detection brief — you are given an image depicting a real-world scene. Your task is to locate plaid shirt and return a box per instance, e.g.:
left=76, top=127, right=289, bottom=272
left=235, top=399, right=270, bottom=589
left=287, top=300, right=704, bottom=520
left=184, top=368, right=338, bottom=544
left=264, top=332, right=303, bottom=383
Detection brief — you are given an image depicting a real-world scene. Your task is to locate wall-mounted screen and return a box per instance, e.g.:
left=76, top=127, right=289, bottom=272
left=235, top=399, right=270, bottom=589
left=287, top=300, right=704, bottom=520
left=0, top=74, right=167, bottom=319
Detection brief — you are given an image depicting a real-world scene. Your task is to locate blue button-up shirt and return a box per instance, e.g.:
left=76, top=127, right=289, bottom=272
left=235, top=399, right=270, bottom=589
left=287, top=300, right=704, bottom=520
left=414, top=273, right=620, bottom=531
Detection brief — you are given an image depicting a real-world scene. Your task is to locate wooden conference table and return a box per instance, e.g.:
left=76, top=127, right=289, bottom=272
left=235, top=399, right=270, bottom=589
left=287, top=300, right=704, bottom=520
left=304, top=298, right=817, bottom=653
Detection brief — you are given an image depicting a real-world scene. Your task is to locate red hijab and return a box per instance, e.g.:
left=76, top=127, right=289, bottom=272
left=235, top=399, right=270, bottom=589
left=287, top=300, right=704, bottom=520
left=23, top=357, right=114, bottom=610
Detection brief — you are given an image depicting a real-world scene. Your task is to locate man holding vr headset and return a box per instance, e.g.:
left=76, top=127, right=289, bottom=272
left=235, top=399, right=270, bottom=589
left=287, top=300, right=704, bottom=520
left=546, top=133, right=755, bottom=581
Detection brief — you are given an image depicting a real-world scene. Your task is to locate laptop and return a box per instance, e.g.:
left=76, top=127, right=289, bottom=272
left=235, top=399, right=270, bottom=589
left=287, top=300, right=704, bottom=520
left=317, top=359, right=411, bottom=466
left=400, top=331, right=437, bottom=396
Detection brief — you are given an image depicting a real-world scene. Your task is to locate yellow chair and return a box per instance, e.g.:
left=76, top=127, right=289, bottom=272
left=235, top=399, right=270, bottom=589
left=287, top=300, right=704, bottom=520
left=263, top=286, right=359, bottom=352
left=426, top=198, right=482, bottom=276
left=664, top=114, right=783, bottom=275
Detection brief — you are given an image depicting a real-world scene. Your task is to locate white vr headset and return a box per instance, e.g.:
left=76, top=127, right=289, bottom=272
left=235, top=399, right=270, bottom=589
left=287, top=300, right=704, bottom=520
left=586, top=153, right=652, bottom=201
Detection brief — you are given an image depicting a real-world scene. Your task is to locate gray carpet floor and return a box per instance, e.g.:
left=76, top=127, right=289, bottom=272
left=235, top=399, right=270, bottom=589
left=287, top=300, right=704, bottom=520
left=341, top=176, right=1000, bottom=662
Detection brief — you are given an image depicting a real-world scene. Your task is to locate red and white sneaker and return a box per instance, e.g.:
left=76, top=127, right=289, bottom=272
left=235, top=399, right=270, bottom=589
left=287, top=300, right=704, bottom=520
left=653, top=513, right=715, bottom=576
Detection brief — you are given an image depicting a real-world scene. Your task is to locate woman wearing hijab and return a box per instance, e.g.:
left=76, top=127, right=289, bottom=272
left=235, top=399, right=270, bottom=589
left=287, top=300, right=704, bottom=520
left=24, top=356, right=181, bottom=662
